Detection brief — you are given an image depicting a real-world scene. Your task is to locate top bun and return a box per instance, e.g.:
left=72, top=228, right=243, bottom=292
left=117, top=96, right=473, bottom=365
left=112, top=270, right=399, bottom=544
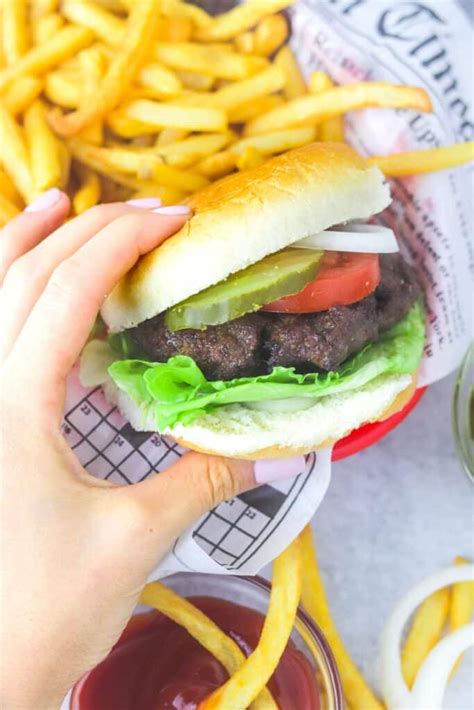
left=101, top=142, right=390, bottom=332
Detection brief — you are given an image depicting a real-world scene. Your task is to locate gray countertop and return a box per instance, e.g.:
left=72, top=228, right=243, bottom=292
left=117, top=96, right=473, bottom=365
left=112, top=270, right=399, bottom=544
left=312, top=373, right=473, bottom=708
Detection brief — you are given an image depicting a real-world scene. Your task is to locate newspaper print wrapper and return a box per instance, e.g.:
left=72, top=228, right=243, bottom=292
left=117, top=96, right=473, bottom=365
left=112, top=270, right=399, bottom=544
left=62, top=0, right=473, bottom=578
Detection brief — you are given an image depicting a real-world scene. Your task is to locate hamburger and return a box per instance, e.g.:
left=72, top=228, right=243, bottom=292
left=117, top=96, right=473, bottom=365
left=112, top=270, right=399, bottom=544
left=81, top=143, right=425, bottom=459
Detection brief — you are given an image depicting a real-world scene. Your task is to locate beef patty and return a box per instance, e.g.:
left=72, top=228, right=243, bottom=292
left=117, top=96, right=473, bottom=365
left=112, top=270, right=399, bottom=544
left=130, top=254, right=421, bottom=380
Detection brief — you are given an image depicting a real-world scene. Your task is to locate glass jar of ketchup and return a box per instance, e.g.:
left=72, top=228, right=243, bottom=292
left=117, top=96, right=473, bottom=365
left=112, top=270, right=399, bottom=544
left=71, top=573, right=343, bottom=710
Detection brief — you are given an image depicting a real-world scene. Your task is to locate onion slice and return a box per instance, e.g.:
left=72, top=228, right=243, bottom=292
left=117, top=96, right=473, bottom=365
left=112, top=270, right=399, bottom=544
left=245, top=397, right=316, bottom=413
left=293, top=224, right=399, bottom=253
left=79, top=339, right=116, bottom=387
left=410, top=623, right=474, bottom=709
left=379, top=564, right=474, bottom=710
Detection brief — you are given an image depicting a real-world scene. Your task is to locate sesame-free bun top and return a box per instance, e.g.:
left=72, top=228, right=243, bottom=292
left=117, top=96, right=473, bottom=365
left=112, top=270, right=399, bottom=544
left=101, top=142, right=390, bottom=332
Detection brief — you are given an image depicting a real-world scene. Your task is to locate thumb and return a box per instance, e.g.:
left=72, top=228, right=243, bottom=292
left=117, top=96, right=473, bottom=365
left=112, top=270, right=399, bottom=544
left=127, top=452, right=256, bottom=540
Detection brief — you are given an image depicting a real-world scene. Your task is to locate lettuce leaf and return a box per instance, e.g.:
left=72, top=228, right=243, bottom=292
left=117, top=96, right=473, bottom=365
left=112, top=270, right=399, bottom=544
left=108, top=301, right=425, bottom=431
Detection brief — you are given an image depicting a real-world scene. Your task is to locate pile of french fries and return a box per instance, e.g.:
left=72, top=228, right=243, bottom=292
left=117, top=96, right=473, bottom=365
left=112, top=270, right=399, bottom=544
left=1, top=0, right=473, bottom=228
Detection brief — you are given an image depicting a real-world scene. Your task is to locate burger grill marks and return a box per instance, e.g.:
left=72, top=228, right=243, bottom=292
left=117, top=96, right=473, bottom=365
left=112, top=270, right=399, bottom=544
left=129, top=254, right=421, bottom=381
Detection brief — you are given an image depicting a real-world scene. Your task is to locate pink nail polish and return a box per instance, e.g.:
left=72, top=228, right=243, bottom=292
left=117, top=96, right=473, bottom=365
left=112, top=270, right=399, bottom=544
left=126, top=197, right=162, bottom=208
left=152, top=205, right=191, bottom=216
left=25, top=188, right=62, bottom=213
left=254, top=456, right=306, bottom=485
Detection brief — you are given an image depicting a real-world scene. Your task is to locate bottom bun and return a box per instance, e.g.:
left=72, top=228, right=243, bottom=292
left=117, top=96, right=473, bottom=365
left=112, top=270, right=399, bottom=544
left=104, top=372, right=416, bottom=460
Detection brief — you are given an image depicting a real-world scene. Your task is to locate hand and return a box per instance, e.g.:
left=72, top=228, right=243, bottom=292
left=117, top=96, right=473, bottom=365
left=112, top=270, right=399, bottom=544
left=0, top=191, right=255, bottom=709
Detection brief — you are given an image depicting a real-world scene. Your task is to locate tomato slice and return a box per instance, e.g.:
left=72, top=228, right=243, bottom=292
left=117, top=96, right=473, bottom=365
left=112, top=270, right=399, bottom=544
left=262, top=252, right=380, bottom=313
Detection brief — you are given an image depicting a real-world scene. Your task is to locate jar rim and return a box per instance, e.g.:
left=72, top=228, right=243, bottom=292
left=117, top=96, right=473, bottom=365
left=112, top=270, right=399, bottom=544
left=452, top=343, right=474, bottom=482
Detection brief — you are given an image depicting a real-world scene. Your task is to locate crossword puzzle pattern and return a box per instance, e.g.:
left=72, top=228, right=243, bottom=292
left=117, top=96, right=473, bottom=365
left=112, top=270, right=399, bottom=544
left=193, top=456, right=316, bottom=570
left=62, top=387, right=182, bottom=485
left=63, top=382, right=312, bottom=570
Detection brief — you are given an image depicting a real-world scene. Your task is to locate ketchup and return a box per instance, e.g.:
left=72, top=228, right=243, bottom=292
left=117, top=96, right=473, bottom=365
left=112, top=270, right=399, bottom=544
left=72, top=597, right=321, bottom=710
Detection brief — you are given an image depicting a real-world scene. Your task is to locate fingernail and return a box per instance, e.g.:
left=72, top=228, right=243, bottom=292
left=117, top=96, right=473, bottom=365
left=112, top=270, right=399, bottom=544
left=152, top=205, right=191, bottom=216
left=25, top=188, right=62, bottom=213
left=126, top=197, right=162, bottom=208
left=254, top=456, right=306, bottom=485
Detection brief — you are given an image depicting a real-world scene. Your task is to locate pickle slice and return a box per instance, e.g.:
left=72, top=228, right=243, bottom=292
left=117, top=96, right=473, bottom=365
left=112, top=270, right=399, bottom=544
left=165, top=248, right=324, bottom=331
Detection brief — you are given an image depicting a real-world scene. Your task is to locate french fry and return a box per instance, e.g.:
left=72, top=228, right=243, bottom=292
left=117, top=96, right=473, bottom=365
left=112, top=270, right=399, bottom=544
left=174, top=66, right=284, bottom=112
left=209, top=47, right=239, bottom=59
left=195, top=0, right=294, bottom=42
left=128, top=134, right=155, bottom=149
left=107, top=110, right=157, bottom=138
left=79, top=120, right=104, bottom=146
left=229, top=94, right=284, bottom=123
left=131, top=185, right=188, bottom=206
left=137, top=63, right=183, bottom=100
left=320, top=116, right=344, bottom=142
left=24, top=100, right=62, bottom=193
left=0, top=8, right=5, bottom=71
left=2, top=0, right=29, bottom=65
left=234, top=31, right=255, bottom=55
left=0, top=25, right=93, bottom=92
left=154, top=42, right=268, bottom=80
left=64, top=145, right=146, bottom=191
left=156, top=128, right=189, bottom=146
left=140, top=582, right=277, bottom=710
left=32, top=12, right=64, bottom=44
left=254, top=14, right=288, bottom=56
left=0, top=103, right=33, bottom=203
left=61, top=0, right=124, bottom=47
left=401, top=587, right=450, bottom=688
left=158, top=0, right=212, bottom=29
left=29, top=0, right=59, bottom=20
left=2, top=76, right=43, bottom=116
left=236, top=146, right=266, bottom=171
left=123, top=99, right=227, bottom=133
left=246, top=81, right=432, bottom=134
left=368, top=142, right=474, bottom=176
left=50, top=0, right=159, bottom=137
left=57, top=141, right=71, bottom=191
left=45, top=70, right=81, bottom=108
left=274, top=45, right=306, bottom=100
left=77, top=46, right=106, bottom=145
left=450, top=556, right=474, bottom=676
left=156, top=16, right=193, bottom=43
left=199, top=536, right=302, bottom=710
left=0, top=168, right=23, bottom=208
left=309, top=71, right=344, bottom=142
left=79, top=45, right=107, bottom=96
left=308, top=70, right=332, bottom=94
left=68, top=140, right=209, bottom=192
left=41, top=9, right=64, bottom=35
left=73, top=164, right=101, bottom=214
left=299, top=525, right=383, bottom=710
left=91, top=0, right=124, bottom=13
left=153, top=133, right=233, bottom=167
left=177, top=70, right=215, bottom=92
left=196, top=150, right=237, bottom=179
left=56, top=53, right=82, bottom=72
left=210, top=65, right=285, bottom=111
left=232, top=126, right=316, bottom=156
left=0, top=193, right=21, bottom=227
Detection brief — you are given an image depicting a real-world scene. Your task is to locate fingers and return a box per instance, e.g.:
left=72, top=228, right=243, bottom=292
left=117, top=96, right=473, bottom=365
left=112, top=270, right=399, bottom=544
left=10, top=208, right=190, bottom=413
left=0, top=188, right=70, bottom=283
left=127, top=452, right=256, bottom=542
left=0, top=200, right=162, bottom=360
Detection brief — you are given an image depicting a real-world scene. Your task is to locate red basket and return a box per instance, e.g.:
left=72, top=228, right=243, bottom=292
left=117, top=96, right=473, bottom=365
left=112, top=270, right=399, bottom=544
left=332, top=387, right=427, bottom=461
